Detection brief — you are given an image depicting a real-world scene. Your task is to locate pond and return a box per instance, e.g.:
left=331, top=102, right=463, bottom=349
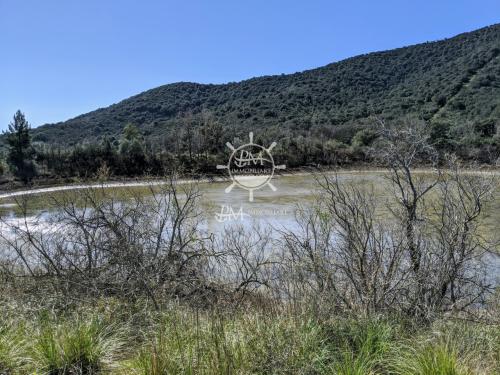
left=1, top=171, right=499, bottom=236
left=1, top=170, right=499, bottom=283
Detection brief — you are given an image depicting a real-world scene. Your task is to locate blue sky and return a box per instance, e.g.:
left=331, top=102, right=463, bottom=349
left=1, top=0, right=499, bottom=131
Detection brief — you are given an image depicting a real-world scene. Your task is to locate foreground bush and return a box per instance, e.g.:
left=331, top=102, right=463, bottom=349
left=389, top=338, right=472, bottom=375
left=0, top=321, right=27, bottom=374
left=29, top=314, right=125, bottom=374
left=126, top=310, right=329, bottom=374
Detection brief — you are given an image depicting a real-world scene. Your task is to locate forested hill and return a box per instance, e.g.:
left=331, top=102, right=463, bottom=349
left=32, top=23, right=500, bottom=147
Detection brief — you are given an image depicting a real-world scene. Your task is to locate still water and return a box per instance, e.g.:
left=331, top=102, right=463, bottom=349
left=0, top=171, right=499, bottom=234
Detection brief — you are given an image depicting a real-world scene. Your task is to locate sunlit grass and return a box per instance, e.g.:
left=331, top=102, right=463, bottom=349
left=0, top=321, right=28, bottom=374
left=30, top=314, right=125, bottom=374
left=0, top=304, right=498, bottom=374
left=124, top=310, right=330, bottom=374
left=388, top=337, right=473, bottom=375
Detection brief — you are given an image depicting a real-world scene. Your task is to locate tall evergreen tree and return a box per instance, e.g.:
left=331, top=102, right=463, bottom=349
left=119, top=123, right=146, bottom=175
left=5, top=110, right=36, bottom=184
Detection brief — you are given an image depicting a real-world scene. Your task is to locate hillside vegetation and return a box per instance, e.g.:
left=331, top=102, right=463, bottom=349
left=1, top=24, right=499, bottom=183
left=30, top=24, right=500, bottom=154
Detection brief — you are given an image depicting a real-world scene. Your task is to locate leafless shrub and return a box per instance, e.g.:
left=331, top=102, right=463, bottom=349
left=277, top=120, right=497, bottom=321
left=424, top=158, right=497, bottom=314
left=374, top=120, right=497, bottom=320
left=0, top=175, right=214, bottom=309
left=210, top=224, right=276, bottom=308
left=277, top=177, right=411, bottom=317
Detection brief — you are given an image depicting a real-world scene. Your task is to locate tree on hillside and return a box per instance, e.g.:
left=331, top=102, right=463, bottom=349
left=200, top=113, right=224, bottom=158
left=119, top=123, right=146, bottom=175
left=121, top=122, right=142, bottom=142
left=5, top=110, right=36, bottom=184
left=181, top=115, right=197, bottom=163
